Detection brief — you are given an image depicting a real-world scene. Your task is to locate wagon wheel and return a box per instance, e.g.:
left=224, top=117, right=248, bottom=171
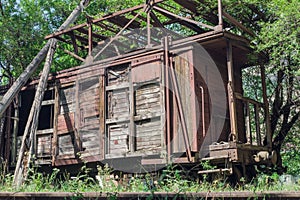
left=228, top=165, right=243, bottom=186
left=245, top=165, right=257, bottom=182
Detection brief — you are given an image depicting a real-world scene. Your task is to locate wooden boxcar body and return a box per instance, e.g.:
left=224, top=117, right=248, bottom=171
left=0, top=0, right=274, bottom=176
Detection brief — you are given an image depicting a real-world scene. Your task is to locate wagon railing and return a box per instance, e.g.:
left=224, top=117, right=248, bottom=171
left=235, top=93, right=266, bottom=146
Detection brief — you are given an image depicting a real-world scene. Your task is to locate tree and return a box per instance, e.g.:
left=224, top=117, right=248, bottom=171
left=256, top=0, right=300, bottom=173
left=226, top=0, right=299, bottom=173
left=0, top=0, right=76, bottom=84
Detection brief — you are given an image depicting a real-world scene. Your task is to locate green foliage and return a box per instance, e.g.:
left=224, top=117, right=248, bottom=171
left=255, top=0, right=300, bottom=71
left=281, top=130, right=300, bottom=175
left=0, top=0, right=78, bottom=81
left=155, top=165, right=192, bottom=192
left=1, top=164, right=300, bottom=193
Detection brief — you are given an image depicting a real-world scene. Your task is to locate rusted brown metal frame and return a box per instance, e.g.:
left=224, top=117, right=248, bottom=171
left=93, top=9, right=144, bottom=60
left=88, top=20, right=93, bottom=57
left=149, top=11, right=172, bottom=40
left=169, top=55, right=192, bottom=162
left=56, top=44, right=85, bottom=62
left=93, top=34, right=136, bottom=51
left=226, top=40, right=238, bottom=141
left=160, top=2, right=192, bottom=16
left=70, top=34, right=90, bottom=46
left=62, top=48, right=85, bottom=62
left=45, top=6, right=142, bottom=39
left=235, top=93, right=264, bottom=107
left=153, top=5, right=215, bottom=30
left=173, top=0, right=220, bottom=25
left=94, top=22, right=137, bottom=51
left=218, top=0, right=223, bottom=27
left=149, top=11, right=165, bottom=28
left=69, top=31, right=79, bottom=55
left=98, top=15, right=156, bottom=46
left=77, top=27, right=107, bottom=40
left=130, top=11, right=147, bottom=23
left=55, top=35, right=86, bottom=50
left=260, top=65, right=272, bottom=148
left=45, top=2, right=163, bottom=40
left=222, top=11, right=255, bottom=37
left=95, top=22, right=118, bottom=34
left=107, top=17, right=140, bottom=30
left=95, top=23, right=157, bottom=48
left=147, top=8, right=151, bottom=47
left=153, top=8, right=205, bottom=33
left=132, top=10, right=156, bottom=28
left=82, top=32, right=223, bottom=78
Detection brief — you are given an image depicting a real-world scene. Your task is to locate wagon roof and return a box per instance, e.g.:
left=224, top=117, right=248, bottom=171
left=45, top=0, right=254, bottom=66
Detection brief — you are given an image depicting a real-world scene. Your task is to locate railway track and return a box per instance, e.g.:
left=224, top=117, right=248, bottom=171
left=0, top=191, right=299, bottom=200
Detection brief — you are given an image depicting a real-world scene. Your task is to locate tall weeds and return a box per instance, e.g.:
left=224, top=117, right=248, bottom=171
left=0, top=164, right=299, bottom=192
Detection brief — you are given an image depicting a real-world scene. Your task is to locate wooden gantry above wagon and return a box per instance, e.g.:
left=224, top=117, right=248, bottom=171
left=45, top=0, right=255, bottom=62
left=0, top=0, right=274, bottom=177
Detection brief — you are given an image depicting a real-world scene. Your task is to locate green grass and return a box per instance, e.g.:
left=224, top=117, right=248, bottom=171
left=0, top=164, right=299, bottom=193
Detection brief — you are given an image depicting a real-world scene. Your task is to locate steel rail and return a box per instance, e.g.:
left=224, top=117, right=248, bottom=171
left=0, top=191, right=299, bottom=200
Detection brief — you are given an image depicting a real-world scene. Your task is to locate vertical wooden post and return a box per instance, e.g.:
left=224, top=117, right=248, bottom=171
left=160, top=60, right=166, bottom=153
left=147, top=9, right=151, bottom=47
left=260, top=65, right=272, bottom=148
left=169, top=57, right=192, bottom=161
left=11, top=96, right=19, bottom=165
left=0, top=114, right=5, bottom=158
left=52, top=83, right=59, bottom=165
left=226, top=40, right=238, bottom=140
left=99, top=75, right=105, bottom=159
left=218, top=0, right=223, bottom=26
left=4, top=104, right=12, bottom=167
left=13, top=40, right=57, bottom=187
left=129, top=65, right=135, bottom=152
left=245, top=101, right=251, bottom=144
left=88, top=20, right=93, bottom=57
left=254, top=104, right=262, bottom=146
left=163, top=37, right=171, bottom=162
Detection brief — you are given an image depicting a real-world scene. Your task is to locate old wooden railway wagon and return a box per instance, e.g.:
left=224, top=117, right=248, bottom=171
left=0, top=0, right=275, bottom=176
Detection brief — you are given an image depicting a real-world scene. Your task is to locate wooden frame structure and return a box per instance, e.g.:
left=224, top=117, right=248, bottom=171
left=0, top=0, right=274, bottom=184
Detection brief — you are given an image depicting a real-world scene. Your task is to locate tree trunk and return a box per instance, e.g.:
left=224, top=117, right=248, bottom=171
left=270, top=68, right=300, bottom=174
left=0, top=0, right=90, bottom=118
